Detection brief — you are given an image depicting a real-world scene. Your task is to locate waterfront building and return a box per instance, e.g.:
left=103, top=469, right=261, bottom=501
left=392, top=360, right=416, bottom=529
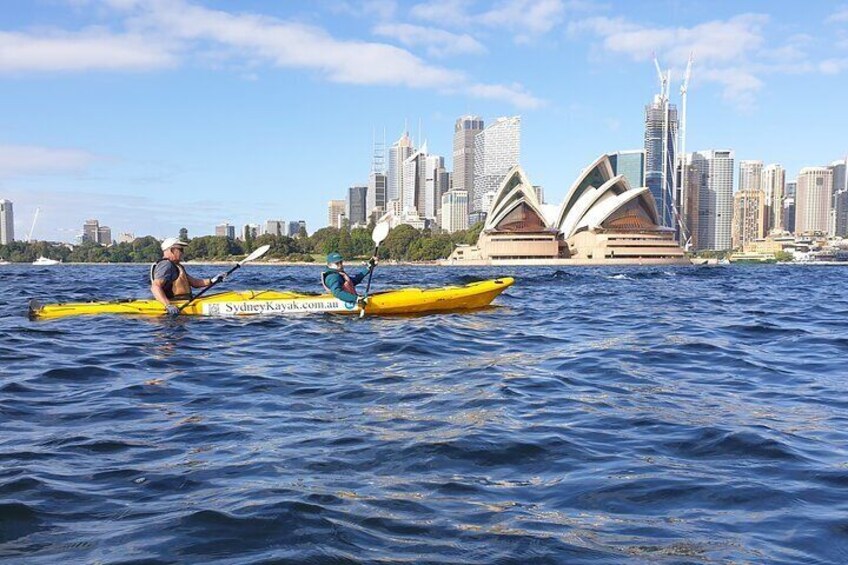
left=795, top=167, right=833, bottom=235
left=265, top=219, right=286, bottom=236
left=424, top=154, right=447, bottom=220
left=327, top=200, right=345, bottom=229
left=472, top=116, right=520, bottom=225
left=644, top=96, right=678, bottom=228
left=731, top=190, right=765, bottom=250
left=347, top=185, right=368, bottom=227
left=609, top=150, right=646, bottom=190
left=97, top=225, right=112, bottom=246
left=288, top=220, right=306, bottom=237
left=453, top=115, right=484, bottom=197
left=240, top=224, right=259, bottom=241
left=82, top=219, right=99, bottom=243
left=691, top=150, right=734, bottom=251
left=401, top=143, right=432, bottom=217
left=449, top=155, right=687, bottom=264
left=681, top=157, right=700, bottom=250
left=784, top=196, right=796, bottom=234
left=0, top=199, right=13, bottom=244
left=441, top=190, right=469, bottom=233
left=762, top=164, right=786, bottom=233
left=828, top=158, right=847, bottom=236
left=215, top=223, right=235, bottom=239
left=739, top=160, right=763, bottom=192
left=366, top=172, right=387, bottom=221
left=387, top=131, right=414, bottom=206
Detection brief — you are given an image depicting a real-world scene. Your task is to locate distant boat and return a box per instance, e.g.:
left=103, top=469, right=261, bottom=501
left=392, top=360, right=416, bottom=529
left=32, top=256, right=61, bottom=266
left=0, top=259, right=10, bottom=265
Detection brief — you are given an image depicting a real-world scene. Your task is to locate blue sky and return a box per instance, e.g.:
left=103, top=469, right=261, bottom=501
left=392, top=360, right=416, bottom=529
left=1, top=0, right=847, bottom=241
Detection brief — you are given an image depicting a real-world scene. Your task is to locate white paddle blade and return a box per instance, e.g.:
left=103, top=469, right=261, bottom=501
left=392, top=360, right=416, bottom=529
left=241, top=244, right=271, bottom=264
left=372, top=221, right=390, bottom=246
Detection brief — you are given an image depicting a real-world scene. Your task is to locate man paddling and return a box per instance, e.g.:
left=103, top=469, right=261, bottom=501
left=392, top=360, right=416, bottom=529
left=321, top=251, right=376, bottom=307
left=151, top=237, right=224, bottom=315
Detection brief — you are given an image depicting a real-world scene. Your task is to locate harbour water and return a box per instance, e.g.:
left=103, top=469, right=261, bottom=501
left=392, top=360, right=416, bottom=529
left=1, top=264, right=847, bottom=563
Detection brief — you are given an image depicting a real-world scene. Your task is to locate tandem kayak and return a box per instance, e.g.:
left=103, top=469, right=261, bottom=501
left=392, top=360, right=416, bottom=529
left=28, top=278, right=514, bottom=320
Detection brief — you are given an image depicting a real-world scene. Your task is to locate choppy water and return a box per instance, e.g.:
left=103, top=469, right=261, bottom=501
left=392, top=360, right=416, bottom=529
left=2, top=264, right=847, bottom=564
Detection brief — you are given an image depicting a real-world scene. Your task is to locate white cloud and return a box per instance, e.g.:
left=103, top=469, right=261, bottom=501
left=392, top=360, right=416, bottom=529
left=819, top=58, right=848, bottom=74
left=411, top=0, right=573, bottom=42
left=569, top=14, right=773, bottom=108
left=0, top=145, right=102, bottom=177
left=0, top=28, right=176, bottom=72
left=464, top=82, right=544, bottom=109
left=372, top=22, right=486, bottom=57
left=826, top=6, right=848, bottom=23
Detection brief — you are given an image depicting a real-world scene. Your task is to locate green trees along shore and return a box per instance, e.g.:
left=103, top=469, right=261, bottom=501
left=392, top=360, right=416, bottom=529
left=0, top=224, right=484, bottom=264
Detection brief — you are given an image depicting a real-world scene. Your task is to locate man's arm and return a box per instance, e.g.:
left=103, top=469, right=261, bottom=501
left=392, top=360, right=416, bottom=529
left=151, top=279, right=171, bottom=307
left=188, top=274, right=211, bottom=288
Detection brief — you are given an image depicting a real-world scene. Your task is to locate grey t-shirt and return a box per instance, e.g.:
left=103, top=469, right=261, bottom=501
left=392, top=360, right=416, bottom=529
left=152, top=260, right=179, bottom=284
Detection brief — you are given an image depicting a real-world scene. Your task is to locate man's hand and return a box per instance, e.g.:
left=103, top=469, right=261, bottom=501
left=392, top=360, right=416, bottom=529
left=165, top=304, right=180, bottom=316
left=210, top=272, right=227, bottom=285
left=356, top=296, right=369, bottom=309
left=368, top=256, right=377, bottom=269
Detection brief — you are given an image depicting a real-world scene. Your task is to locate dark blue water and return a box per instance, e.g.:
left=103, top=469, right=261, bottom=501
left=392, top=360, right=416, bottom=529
left=2, top=264, right=847, bottom=564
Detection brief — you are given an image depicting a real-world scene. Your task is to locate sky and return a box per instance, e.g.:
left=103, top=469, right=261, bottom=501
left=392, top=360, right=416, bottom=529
left=1, top=0, right=847, bottom=242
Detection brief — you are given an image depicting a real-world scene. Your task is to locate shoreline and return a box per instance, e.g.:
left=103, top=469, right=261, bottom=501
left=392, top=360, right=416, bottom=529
left=5, top=260, right=848, bottom=267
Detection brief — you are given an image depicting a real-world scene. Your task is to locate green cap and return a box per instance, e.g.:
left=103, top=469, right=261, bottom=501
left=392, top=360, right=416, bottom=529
left=327, top=252, right=343, bottom=264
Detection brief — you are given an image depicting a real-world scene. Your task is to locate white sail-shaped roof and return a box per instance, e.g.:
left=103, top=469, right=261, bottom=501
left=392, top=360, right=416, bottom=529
left=574, top=186, right=658, bottom=232
left=483, top=166, right=550, bottom=232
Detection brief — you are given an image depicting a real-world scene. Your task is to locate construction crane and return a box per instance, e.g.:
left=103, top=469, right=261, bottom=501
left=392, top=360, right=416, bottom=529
left=678, top=53, right=694, bottom=249
left=26, top=207, right=40, bottom=242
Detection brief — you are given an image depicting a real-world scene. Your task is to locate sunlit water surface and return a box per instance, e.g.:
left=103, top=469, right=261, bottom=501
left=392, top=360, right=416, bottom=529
left=1, top=264, right=847, bottom=564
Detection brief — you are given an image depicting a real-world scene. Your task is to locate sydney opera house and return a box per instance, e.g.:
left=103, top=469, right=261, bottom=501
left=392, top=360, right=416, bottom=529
left=446, top=154, right=690, bottom=265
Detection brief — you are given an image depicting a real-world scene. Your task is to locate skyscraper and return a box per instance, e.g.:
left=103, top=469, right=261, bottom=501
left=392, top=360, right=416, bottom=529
left=453, top=115, right=484, bottom=196
left=366, top=172, right=387, bottom=220
left=644, top=96, right=678, bottom=228
left=441, top=190, right=469, bottom=233
left=473, top=116, right=520, bottom=225
left=609, top=150, right=646, bottom=188
left=82, top=219, right=99, bottom=243
left=738, top=160, right=763, bottom=192
left=347, top=185, right=368, bottom=226
left=327, top=200, right=345, bottom=228
left=97, top=225, right=112, bottom=246
left=215, top=223, right=235, bottom=239
left=785, top=180, right=797, bottom=234
left=387, top=131, right=414, bottom=207
left=424, top=154, right=447, bottom=220
left=692, top=150, right=734, bottom=251
left=732, top=190, right=765, bottom=250
left=828, top=158, right=847, bottom=236
left=795, top=167, right=833, bottom=235
left=265, top=219, right=286, bottom=236
left=288, top=220, right=306, bottom=237
left=402, top=144, right=428, bottom=215
left=761, top=164, right=786, bottom=233
left=0, top=199, right=13, bottom=245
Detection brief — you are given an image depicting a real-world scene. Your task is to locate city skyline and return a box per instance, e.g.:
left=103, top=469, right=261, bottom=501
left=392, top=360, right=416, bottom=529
left=1, top=1, right=847, bottom=242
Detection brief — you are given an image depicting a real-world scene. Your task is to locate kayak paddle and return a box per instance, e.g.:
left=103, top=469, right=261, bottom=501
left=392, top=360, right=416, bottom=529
left=360, top=220, right=391, bottom=318
left=177, top=244, right=270, bottom=314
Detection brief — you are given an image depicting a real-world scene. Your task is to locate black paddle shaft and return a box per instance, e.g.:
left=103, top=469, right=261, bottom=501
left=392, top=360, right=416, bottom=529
left=177, top=262, right=242, bottom=313
left=363, top=244, right=379, bottom=297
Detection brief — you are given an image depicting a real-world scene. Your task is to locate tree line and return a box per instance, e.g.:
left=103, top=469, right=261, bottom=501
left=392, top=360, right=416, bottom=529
left=0, top=224, right=484, bottom=263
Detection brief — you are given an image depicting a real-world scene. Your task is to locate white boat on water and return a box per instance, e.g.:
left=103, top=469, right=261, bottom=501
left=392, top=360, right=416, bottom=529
left=0, top=260, right=10, bottom=265
left=32, top=256, right=61, bottom=266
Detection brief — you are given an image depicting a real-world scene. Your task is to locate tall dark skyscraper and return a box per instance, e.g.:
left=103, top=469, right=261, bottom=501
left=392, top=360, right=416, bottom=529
left=644, top=95, right=678, bottom=229
left=347, top=185, right=368, bottom=226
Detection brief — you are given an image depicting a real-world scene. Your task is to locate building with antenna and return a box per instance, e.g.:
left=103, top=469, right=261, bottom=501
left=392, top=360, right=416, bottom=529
left=644, top=88, right=678, bottom=230
left=387, top=130, right=414, bottom=209
left=0, top=199, right=13, bottom=244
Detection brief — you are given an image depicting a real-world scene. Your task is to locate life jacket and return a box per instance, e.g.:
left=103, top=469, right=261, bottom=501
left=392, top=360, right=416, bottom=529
left=150, top=260, right=193, bottom=301
left=321, top=269, right=356, bottom=296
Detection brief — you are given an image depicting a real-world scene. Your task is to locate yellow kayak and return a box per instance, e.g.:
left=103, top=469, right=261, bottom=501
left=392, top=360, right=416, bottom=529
left=28, top=278, right=514, bottom=320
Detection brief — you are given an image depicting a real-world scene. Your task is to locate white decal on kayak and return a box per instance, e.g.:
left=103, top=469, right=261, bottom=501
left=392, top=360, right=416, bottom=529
left=201, top=299, right=350, bottom=316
